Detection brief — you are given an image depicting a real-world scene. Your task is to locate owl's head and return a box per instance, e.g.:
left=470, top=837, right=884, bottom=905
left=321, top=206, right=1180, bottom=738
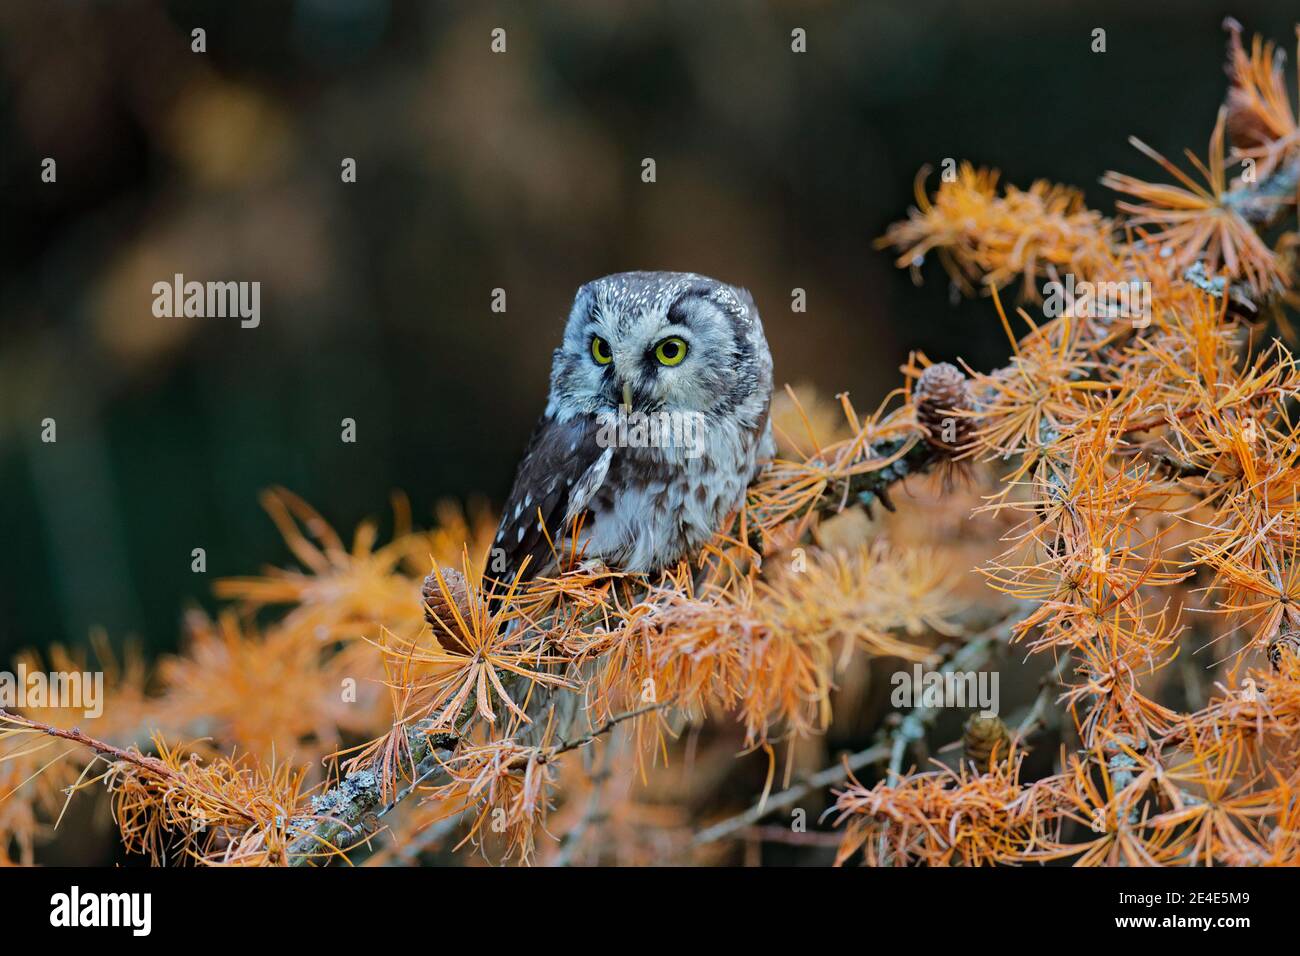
left=545, top=272, right=772, bottom=422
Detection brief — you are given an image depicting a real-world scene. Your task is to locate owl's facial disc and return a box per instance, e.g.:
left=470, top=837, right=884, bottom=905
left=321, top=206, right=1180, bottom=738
left=550, top=273, right=760, bottom=422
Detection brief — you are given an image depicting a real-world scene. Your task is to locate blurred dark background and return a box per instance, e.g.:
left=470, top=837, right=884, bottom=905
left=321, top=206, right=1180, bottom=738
left=1, top=0, right=1294, bottom=659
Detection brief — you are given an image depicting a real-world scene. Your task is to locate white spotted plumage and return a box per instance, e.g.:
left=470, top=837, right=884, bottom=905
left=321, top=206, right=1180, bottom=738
left=492, top=271, right=774, bottom=584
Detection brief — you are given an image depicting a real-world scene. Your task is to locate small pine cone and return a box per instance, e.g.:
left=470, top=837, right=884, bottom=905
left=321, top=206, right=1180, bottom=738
left=1267, top=627, right=1300, bottom=677
left=962, top=713, right=1010, bottom=770
left=421, top=567, right=473, bottom=655
left=915, top=362, right=975, bottom=453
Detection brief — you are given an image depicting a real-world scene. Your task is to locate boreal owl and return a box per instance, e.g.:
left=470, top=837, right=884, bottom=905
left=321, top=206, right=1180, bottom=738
left=492, top=271, right=774, bottom=585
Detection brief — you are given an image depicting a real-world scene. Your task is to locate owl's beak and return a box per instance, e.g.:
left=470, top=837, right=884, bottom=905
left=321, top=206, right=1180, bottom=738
left=621, top=380, right=634, bottom=411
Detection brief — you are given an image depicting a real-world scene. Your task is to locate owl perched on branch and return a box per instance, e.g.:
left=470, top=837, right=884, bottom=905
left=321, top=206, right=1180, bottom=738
left=492, top=271, right=775, bottom=585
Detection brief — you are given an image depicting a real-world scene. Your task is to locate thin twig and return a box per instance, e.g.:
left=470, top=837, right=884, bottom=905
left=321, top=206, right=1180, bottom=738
left=544, top=701, right=666, bottom=762
left=0, top=710, right=179, bottom=783
left=692, top=742, right=890, bottom=847
left=1014, top=650, right=1073, bottom=741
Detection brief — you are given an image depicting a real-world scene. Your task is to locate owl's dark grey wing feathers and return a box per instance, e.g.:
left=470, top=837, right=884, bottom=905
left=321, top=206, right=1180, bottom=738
left=492, top=413, right=606, bottom=587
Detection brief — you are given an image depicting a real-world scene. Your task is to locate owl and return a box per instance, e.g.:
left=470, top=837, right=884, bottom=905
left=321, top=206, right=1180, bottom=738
left=492, top=271, right=775, bottom=586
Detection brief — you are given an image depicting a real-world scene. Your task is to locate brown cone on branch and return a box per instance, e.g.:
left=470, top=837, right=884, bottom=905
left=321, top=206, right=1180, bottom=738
left=421, top=566, right=474, bottom=656
left=915, top=362, right=975, bottom=454
left=962, top=713, right=1011, bottom=770
left=1268, top=627, right=1300, bottom=677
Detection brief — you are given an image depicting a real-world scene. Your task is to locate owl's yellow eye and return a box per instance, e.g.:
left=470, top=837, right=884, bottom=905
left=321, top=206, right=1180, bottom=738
left=591, top=336, right=613, bottom=365
left=654, top=336, right=688, bottom=367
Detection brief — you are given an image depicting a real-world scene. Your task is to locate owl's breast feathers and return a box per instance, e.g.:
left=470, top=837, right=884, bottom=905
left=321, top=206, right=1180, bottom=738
left=491, top=413, right=606, bottom=588
left=492, top=408, right=771, bottom=590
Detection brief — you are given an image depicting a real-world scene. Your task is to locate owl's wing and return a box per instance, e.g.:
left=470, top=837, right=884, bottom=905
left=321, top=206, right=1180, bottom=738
left=492, top=413, right=608, bottom=587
